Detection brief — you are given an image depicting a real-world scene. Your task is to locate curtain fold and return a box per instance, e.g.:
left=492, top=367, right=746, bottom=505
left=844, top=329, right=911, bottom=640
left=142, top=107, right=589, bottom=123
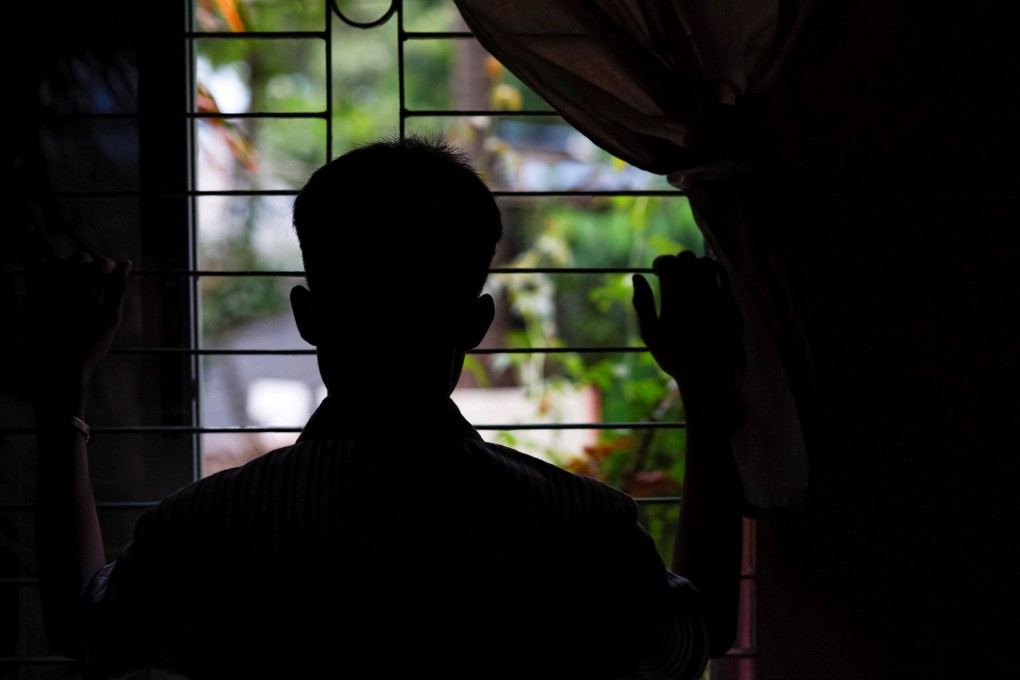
left=456, top=0, right=815, bottom=509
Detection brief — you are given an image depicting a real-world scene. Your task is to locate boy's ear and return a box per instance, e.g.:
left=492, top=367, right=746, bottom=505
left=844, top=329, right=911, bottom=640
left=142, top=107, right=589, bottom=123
left=290, top=285, right=320, bottom=346
left=457, top=293, right=495, bottom=350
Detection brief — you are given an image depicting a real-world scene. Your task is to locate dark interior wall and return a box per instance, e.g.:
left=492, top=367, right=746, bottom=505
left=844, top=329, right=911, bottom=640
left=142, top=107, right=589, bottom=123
left=754, top=1, right=1019, bottom=677
left=2, top=3, right=196, bottom=675
left=4, top=1, right=1017, bottom=678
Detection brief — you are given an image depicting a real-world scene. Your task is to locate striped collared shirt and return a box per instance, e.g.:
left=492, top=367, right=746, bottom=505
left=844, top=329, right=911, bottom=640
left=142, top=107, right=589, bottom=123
left=83, top=397, right=707, bottom=679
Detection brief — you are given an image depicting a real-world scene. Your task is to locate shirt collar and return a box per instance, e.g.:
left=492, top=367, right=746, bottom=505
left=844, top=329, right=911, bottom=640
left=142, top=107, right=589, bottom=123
left=298, top=394, right=482, bottom=443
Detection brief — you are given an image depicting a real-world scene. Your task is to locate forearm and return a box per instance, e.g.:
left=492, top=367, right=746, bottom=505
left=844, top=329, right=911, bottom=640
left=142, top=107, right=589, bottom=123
left=673, top=413, right=743, bottom=658
left=34, top=382, right=105, bottom=655
left=630, top=253, right=744, bottom=656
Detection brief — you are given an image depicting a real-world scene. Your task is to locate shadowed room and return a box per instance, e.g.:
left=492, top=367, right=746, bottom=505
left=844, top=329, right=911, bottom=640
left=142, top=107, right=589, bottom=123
left=2, top=1, right=1018, bottom=679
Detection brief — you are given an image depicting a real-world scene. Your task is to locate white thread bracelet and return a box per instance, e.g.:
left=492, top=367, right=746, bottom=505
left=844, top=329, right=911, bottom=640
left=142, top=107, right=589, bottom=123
left=70, top=416, right=91, bottom=443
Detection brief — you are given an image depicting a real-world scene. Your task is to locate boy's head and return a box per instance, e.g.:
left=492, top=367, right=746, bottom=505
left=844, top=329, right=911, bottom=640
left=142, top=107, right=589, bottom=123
left=293, top=135, right=501, bottom=312
left=290, top=136, right=502, bottom=376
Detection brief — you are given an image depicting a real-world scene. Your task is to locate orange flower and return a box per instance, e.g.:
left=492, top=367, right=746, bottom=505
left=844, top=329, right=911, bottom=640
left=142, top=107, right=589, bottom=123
left=484, top=55, right=503, bottom=81
left=624, top=470, right=680, bottom=498
left=582, top=436, right=636, bottom=461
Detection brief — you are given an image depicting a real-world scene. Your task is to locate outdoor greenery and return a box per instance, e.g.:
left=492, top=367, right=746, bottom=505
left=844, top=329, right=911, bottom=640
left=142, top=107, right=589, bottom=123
left=194, top=0, right=703, bottom=564
left=495, top=195, right=702, bottom=563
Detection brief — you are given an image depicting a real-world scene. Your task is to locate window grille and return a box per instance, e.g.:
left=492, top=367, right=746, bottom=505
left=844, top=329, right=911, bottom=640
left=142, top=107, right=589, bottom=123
left=1, top=1, right=754, bottom=677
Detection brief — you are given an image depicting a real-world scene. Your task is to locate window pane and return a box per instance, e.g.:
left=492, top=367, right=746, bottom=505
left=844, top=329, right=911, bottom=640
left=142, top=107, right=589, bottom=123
left=330, top=0, right=397, bottom=27
left=404, top=37, right=555, bottom=113
left=195, top=38, right=327, bottom=112
left=330, top=18, right=400, bottom=150
left=194, top=0, right=325, bottom=32
left=201, top=354, right=321, bottom=428
left=406, top=115, right=675, bottom=192
left=196, top=116, right=327, bottom=190
left=199, top=273, right=301, bottom=339
left=497, top=194, right=702, bottom=266
left=402, top=0, right=460, bottom=32
left=197, top=195, right=303, bottom=273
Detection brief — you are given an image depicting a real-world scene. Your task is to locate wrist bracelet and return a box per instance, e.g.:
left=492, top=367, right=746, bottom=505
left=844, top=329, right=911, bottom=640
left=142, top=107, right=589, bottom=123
left=70, top=416, right=91, bottom=443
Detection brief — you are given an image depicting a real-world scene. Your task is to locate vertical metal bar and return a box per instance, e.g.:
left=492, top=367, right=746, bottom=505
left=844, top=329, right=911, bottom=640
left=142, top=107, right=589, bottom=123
left=325, top=0, right=334, bottom=160
left=186, top=0, right=202, bottom=483
left=137, top=0, right=196, bottom=482
left=397, top=0, right=406, bottom=140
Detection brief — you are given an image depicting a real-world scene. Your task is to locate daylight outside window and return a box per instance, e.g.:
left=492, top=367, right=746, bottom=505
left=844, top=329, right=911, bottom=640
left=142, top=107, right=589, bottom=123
left=193, top=0, right=705, bottom=568
left=191, top=3, right=758, bottom=677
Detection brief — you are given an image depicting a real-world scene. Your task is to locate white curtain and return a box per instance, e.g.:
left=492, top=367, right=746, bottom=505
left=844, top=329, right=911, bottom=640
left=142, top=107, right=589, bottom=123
left=455, top=0, right=815, bottom=509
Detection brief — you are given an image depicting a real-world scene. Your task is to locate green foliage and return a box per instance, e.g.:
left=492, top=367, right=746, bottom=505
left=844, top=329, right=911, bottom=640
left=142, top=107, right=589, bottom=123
left=496, top=194, right=702, bottom=563
left=460, top=354, right=491, bottom=388
left=201, top=236, right=289, bottom=336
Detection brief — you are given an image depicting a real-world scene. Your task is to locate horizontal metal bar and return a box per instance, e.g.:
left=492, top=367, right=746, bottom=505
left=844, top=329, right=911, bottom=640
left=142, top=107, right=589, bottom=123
left=27, top=188, right=681, bottom=199
left=492, top=190, right=683, bottom=197
left=489, top=267, right=653, bottom=274
left=0, top=501, right=159, bottom=511
left=0, top=426, right=307, bottom=435
left=107, top=350, right=314, bottom=356
left=193, top=188, right=297, bottom=193
left=633, top=496, right=683, bottom=505
left=0, top=422, right=684, bottom=436
left=109, top=346, right=648, bottom=356
left=720, top=650, right=756, bottom=659
left=14, top=189, right=301, bottom=198
left=0, top=553, right=735, bottom=586
left=8, top=111, right=138, bottom=120
left=2, top=497, right=678, bottom=512
left=191, top=111, right=328, bottom=119
left=8, top=267, right=652, bottom=280
left=29, top=266, right=657, bottom=277
left=6, top=575, right=750, bottom=596
left=472, top=346, right=633, bottom=355
left=117, top=267, right=652, bottom=277
left=194, top=189, right=301, bottom=196
left=186, top=31, right=327, bottom=39
left=408, top=31, right=590, bottom=39
left=404, top=108, right=557, bottom=117
left=405, top=30, right=592, bottom=41
left=13, top=111, right=328, bottom=121
left=131, top=269, right=304, bottom=277
left=1, top=572, right=744, bottom=599
left=0, top=657, right=74, bottom=665
left=403, top=31, right=474, bottom=40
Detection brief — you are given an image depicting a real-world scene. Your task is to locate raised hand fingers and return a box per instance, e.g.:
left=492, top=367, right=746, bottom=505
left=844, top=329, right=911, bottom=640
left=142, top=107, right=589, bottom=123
left=634, top=272, right=681, bottom=377
left=654, top=251, right=700, bottom=321
left=28, top=251, right=132, bottom=346
left=636, top=252, right=744, bottom=396
left=632, top=274, right=658, bottom=341
left=100, top=261, right=132, bottom=323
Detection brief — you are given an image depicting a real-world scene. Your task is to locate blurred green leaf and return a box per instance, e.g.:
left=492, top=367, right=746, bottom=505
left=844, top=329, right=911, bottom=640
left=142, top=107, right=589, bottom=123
left=461, top=354, right=491, bottom=388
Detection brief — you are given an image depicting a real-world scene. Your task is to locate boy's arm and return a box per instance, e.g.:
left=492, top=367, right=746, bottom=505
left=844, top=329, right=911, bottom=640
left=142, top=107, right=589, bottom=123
left=633, top=252, right=743, bottom=657
left=28, top=255, right=131, bottom=655
left=672, top=391, right=743, bottom=657
left=34, top=383, right=104, bottom=655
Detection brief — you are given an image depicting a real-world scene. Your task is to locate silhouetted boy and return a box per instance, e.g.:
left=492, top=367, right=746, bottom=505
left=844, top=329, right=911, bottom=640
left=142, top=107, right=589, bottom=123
left=31, top=137, right=742, bottom=679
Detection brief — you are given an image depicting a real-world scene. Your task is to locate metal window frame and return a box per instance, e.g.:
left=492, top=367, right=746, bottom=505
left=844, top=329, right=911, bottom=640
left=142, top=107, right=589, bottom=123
left=1, top=1, right=757, bottom=673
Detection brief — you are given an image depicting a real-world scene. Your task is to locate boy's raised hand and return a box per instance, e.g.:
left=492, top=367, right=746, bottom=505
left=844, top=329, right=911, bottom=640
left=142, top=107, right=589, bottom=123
left=632, top=252, right=742, bottom=426
left=25, top=252, right=131, bottom=403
